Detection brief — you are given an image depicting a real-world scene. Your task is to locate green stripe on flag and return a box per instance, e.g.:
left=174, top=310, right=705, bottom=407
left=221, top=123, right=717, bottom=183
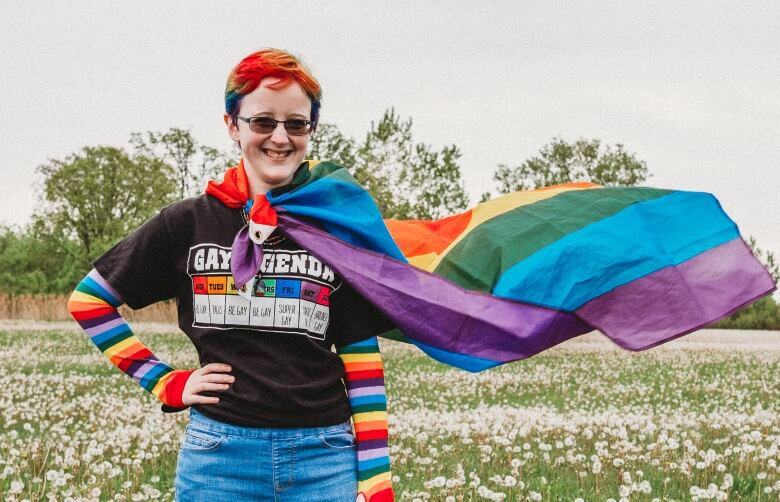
left=434, top=187, right=672, bottom=292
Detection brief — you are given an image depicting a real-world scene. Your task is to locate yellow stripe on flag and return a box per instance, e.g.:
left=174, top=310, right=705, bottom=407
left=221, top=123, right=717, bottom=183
left=69, top=291, right=106, bottom=305
left=103, top=336, right=139, bottom=359
left=353, top=412, right=387, bottom=424
left=425, top=184, right=600, bottom=271
left=339, top=353, right=383, bottom=363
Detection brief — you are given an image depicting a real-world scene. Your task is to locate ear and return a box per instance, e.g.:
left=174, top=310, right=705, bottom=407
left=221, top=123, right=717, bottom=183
left=224, top=114, right=240, bottom=143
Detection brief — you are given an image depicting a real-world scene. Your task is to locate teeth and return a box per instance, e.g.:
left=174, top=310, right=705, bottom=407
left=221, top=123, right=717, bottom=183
left=264, top=150, right=290, bottom=159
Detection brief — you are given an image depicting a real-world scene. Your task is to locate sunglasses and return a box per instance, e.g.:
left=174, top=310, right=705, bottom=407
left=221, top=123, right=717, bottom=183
left=235, top=116, right=313, bottom=136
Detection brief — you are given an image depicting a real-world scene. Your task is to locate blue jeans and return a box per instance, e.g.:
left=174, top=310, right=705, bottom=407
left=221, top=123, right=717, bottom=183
left=175, top=408, right=358, bottom=501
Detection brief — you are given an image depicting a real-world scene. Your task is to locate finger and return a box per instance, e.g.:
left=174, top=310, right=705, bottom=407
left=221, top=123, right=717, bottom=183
left=188, top=395, right=220, bottom=405
left=202, top=373, right=236, bottom=384
left=200, top=363, right=232, bottom=374
left=195, top=382, right=231, bottom=393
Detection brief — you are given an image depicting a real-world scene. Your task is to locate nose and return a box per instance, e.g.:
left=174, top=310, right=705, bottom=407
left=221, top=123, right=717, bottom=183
left=269, top=122, right=289, bottom=145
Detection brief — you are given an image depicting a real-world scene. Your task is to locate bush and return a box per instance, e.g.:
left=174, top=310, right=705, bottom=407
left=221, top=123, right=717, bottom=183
left=712, top=296, right=780, bottom=330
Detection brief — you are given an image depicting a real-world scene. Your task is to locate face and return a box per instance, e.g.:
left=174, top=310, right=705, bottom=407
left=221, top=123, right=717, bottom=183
left=225, top=78, right=312, bottom=192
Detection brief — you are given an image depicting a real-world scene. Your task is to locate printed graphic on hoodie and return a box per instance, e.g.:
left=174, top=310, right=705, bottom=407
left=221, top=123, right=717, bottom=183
left=187, top=243, right=339, bottom=340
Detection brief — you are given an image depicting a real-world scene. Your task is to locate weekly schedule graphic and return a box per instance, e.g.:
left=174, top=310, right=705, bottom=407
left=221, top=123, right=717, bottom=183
left=186, top=243, right=339, bottom=339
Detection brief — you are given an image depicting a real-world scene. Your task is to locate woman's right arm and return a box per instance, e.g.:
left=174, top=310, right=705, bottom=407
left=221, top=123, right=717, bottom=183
left=68, top=268, right=233, bottom=410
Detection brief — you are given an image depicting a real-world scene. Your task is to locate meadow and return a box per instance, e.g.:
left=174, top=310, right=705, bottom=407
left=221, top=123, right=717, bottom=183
left=0, top=322, right=778, bottom=501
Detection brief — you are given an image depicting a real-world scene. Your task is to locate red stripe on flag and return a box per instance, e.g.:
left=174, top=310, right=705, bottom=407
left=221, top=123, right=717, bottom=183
left=117, top=347, right=154, bottom=372
left=356, top=428, right=389, bottom=442
left=344, top=369, right=384, bottom=382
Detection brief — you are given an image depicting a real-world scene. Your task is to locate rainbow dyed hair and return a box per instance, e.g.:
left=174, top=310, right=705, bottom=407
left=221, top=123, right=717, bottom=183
left=225, top=49, right=322, bottom=130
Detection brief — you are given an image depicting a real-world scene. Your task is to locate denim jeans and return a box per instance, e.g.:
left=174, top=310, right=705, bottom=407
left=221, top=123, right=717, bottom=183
left=175, top=408, right=358, bottom=501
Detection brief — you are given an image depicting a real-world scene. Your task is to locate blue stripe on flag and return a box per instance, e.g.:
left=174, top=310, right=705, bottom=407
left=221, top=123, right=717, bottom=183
left=494, top=191, right=739, bottom=310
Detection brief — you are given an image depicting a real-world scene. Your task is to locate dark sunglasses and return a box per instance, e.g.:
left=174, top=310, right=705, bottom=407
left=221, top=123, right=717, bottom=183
left=235, top=116, right=313, bottom=136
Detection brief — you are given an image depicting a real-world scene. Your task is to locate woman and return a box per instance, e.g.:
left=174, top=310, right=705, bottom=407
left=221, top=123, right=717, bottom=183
left=68, top=49, right=394, bottom=501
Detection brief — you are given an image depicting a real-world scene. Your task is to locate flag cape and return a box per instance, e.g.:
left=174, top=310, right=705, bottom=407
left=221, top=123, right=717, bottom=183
left=208, top=160, right=776, bottom=372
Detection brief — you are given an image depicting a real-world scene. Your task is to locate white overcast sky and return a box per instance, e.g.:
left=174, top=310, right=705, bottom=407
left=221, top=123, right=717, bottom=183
left=1, top=1, right=778, bottom=260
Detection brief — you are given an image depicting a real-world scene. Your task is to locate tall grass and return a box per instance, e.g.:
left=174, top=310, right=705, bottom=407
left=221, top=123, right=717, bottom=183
left=0, top=294, right=176, bottom=322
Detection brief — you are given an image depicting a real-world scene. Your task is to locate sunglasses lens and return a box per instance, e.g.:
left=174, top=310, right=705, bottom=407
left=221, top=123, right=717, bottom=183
left=246, top=117, right=311, bottom=135
left=249, top=117, right=277, bottom=134
left=285, top=120, right=310, bottom=136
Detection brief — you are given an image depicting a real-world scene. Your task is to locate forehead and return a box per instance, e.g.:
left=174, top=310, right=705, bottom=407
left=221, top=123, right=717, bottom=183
left=238, top=78, right=311, bottom=116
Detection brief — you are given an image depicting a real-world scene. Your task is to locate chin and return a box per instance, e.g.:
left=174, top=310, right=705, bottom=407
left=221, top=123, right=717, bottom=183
left=259, top=167, right=297, bottom=186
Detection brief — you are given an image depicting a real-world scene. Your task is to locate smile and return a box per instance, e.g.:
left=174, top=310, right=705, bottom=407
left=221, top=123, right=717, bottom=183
left=262, top=149, right=292, bottom=159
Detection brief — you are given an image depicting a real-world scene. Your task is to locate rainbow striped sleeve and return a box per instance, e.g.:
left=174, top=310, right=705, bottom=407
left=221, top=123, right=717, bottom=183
left=337, top=337, right=394, bottom=502
left=68, top=268, right=193, bottom=408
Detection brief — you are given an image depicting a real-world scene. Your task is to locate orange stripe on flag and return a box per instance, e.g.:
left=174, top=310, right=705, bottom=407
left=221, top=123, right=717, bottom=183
left=354, top=420, right=388, bottom=433
left=537, top=181, right=600, bottom=191
left=365, top=480, right=394, bottom=499
left=343, top=361, right=384, bottom=372
left=384, top=209, right=473, bottom=258
left=116, top=346, right=154, bottom=372
left=109, top=341, right=146, bottom=366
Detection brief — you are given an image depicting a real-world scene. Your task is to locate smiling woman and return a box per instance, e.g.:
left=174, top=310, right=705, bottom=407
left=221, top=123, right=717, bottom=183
left=68, top=49, right=394, bottom=502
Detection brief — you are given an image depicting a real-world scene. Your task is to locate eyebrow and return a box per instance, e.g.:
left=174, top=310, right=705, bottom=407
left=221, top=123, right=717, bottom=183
left=248, top=110, right=309, bottom=119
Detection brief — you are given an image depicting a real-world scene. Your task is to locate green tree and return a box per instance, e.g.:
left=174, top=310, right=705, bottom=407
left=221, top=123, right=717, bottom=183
left=713, top=296, right=780, bottom=330
left=35, top=146, right=178, bottom=268
left=712, top=236, right=779, bottom=330
left=312, top=109, right=469, bottom=219
left=487, top=137, right=649, bottom=198
left=130, top=127, right=237, bottom=199
left=0, top=224, right=82, bottom=294
left=0, top=225, right=48, bottom=295
left=729, top=236, right=778, bottom=328
left=308, top=123, right=357, bottom=168
left=745, top=236, right=779, bottom=285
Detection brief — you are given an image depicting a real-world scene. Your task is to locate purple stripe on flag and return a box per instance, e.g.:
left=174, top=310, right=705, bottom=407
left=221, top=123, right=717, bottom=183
left=79, top=310, right=122, bottom=330
left=577, top=238, right=776, bottom=350
left=279, top=215, right=591, bottom=365
left=131, top=361, right=159, bottom=383
left=126, top=354, right=159, bottom=377
left=86, top=316, right=126, bottom=337
left=348, top=378, right=386, bottom=390
left=231, top=226, right=264, bottom=289
left=358, top=446, right=390, bottom=461
left=357, top=439, right=388, bottom=451
left=348, top=386, right=386, bottom=398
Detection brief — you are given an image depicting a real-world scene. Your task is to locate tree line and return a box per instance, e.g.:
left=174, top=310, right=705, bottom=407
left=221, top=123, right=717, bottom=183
left=1, top=108, right=777, bottom=328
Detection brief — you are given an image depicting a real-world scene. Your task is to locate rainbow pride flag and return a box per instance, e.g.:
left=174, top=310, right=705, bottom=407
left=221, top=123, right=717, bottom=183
left=229, top=161, right=776, bottom=371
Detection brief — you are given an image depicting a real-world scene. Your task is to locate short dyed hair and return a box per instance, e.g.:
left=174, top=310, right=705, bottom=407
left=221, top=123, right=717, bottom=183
left=225, top=49, right=322, bottom=130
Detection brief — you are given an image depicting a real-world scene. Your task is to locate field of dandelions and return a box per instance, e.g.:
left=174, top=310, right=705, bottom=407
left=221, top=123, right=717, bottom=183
left=1, top=322, right=779, bottom=502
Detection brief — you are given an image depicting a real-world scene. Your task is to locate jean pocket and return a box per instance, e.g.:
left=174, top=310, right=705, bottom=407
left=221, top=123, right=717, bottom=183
left=181, top=426, right=225, bottom=452
left=319, top=428, right=356, bottom=450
